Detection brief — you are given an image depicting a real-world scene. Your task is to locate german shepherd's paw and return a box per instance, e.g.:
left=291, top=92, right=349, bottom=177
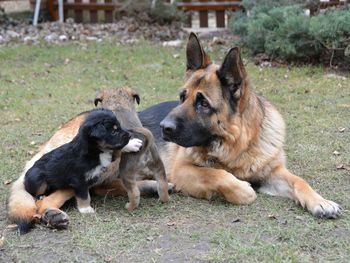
left=78, top=206, right=95, bottom=214
left=41, top=208, right=69, bottom=229
left=308, top=199, right=342, bottom=219
left=235, top=181, right=257, bottom=205
left=122, top=138, right=143, bottom=153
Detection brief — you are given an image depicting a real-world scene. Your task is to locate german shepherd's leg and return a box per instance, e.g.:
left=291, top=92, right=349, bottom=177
left=121, top=175, right=140, bottom=211
left=172, top=163, right=257, bottom=204
left=36, top=189, right=74, bottom=229
left=259, top=165, right=342, bottom=218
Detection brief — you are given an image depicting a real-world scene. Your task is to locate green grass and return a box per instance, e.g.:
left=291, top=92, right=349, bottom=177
left=0, top=41, right=349, bottom=262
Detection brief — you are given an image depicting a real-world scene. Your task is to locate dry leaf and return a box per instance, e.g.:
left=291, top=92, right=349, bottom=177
left=166, top=221, right=176, bottom=226
left=336, top=164, right=350, bottom=171
left=333, top=150, right=340, bottom=156
left=232, top=218, right=241, bottom=223
left=30, top=141, right=36, bottom=145
left=6, top=224, right=18, bottom=230
left=338, top=127, right=345, bottom=132
left=268, top=214, right=277, bottom=220
left=4, top=180, right=12, bottom=185
left=0, top=236, right=4, bottom=248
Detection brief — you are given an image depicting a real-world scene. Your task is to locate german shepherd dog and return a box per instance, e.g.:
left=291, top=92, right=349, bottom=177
left=143, top=33, right=340, bottom=219
left=24, top=109, right=131, bottom=216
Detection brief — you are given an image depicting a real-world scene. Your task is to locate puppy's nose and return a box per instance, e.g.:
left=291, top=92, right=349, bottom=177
left=160, top=119, right=176, bottom=136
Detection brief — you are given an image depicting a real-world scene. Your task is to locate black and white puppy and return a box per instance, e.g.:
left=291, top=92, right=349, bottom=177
left=24, top=108, right=140, bottom=213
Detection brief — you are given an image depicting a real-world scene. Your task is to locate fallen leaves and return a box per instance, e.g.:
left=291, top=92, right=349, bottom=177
left=3, top=179, right=12, bottom=185
left=231, top=218, right=241, bottom=223
left=166, top=221, right=176, bottom=226
left=268, top=214, right=277, bottom=220
left=0, top=236, right=4, bottom=248
left=336, top=164, right=350, bottom=171
left=333, top=150, right=340, bottom=156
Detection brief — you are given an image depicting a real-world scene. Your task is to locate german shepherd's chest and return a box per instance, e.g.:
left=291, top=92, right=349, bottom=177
left=85, top=151, right=113, bottom=186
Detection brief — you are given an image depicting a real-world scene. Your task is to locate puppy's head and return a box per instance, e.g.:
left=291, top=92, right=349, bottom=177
left=94, top=87, right=140, bottom=113
left=81, top=108, right=131, bottom=151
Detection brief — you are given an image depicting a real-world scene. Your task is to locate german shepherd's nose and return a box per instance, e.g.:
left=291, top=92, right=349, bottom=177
left=160, top=118, right=176, bottom=138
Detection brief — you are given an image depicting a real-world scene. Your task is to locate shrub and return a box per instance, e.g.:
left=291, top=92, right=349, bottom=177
left=119, top=0, right=186, bottom=25
left=229, top=0, right=350, bottom=66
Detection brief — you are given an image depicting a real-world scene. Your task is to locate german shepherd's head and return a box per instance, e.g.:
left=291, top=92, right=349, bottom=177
left=160, top=33, right=250, bottom=148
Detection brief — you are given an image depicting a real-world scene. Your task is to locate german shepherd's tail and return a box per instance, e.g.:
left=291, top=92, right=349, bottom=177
left=7, top=153, right=42, bottom=234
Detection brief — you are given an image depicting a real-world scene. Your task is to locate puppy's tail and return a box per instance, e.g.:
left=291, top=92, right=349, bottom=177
left=131, top=127, right=154, bottom=152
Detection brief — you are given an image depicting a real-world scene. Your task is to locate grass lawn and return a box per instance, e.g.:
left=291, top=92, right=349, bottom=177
left=0, top=41, right=349, bottom=262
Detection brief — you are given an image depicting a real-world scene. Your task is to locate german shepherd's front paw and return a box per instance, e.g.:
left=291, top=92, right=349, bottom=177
left=122, top=138, right=143, bottom=153
left=308, top=199, right=342, bottom=219
left=41, top=208, right=70, bottom=229
left=236, top=181, right=257, bottom=205
left=78, top=206, right=95, bottom=214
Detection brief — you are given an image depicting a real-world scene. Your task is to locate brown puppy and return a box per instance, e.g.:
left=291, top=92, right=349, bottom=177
left=94, top=87, right=170, bottom=210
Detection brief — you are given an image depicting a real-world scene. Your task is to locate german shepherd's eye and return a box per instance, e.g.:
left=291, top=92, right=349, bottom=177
left=195, top=93, right=211, bottom=113
left=200, top=99, right=210, bottom=108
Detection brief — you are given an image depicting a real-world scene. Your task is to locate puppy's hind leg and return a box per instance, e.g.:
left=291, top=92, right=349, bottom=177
left=24, top=168, right=48, bottom=197
left=149, top=145, right=170, bottom=203
left=121, top=174, right=140, bottom=211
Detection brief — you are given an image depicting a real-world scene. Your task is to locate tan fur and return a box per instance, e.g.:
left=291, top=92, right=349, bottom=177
left=163, top=34, right=341, bottom=218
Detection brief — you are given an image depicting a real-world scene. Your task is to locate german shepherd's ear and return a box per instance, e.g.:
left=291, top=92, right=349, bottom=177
left=94, top=91, right=105, bottom=107
left=186, top=32, right=211, bottom=71
left=217, top=47, right=246, bottom=93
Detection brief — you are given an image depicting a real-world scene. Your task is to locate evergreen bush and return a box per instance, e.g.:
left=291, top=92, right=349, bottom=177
left=229, top=0, right=350, bottom=66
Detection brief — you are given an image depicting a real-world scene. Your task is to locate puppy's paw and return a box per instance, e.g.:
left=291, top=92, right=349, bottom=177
left=122, top=138, right=143, bottom=153
left=125, top=202, right=138, bottom=211
left=78, top=206, right=95, bottom=214
left=308, top=198, right=342, bottom=219
left=41, top=208, right=69, bottom=229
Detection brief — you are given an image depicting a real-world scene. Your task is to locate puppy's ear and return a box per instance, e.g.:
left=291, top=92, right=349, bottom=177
left=90, top=123, right=106, bottom=138
left=133, top=93, right=140, bottom=105
left=94, top=91, right=105, bottom=107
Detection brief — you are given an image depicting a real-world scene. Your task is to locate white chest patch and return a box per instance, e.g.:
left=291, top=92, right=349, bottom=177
left=85, top=151, right=112, bottom=184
